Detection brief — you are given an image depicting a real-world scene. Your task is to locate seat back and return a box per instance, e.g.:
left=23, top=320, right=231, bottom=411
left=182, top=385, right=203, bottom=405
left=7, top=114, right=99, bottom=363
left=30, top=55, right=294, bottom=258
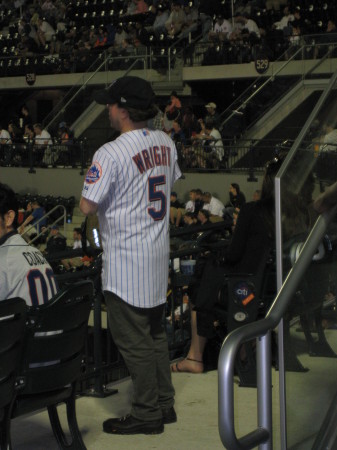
left=225, top=245, right=276, bottom=332
left=0, top=298, right=27, bottom=409
left=18, top=280, right=93, bottom=395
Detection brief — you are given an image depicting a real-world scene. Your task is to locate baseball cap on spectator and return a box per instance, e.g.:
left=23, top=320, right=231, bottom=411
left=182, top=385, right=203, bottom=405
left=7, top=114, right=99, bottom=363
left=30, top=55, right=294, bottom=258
left=205, top=102, right=216, bottom=109
left=51, top=225, right=59, bottom=230
left=94, top=76, right=156, bottom=109
left=171, top=192, right=177, bottom=197
left=59, top=121, right=66, bottom=128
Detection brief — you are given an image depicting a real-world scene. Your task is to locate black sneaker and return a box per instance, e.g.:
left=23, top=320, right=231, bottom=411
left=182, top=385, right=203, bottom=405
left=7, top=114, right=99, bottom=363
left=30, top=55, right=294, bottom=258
left=162, top=406, right=177, bottom=424
left=103, top=414, right=164, bottom=435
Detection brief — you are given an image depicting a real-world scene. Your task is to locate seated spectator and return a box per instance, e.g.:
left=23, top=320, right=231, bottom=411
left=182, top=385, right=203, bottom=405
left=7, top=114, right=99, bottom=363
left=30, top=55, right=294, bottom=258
left=203, top=120, right=225, bottom=164
left=314, top=18, right=337, bottom=58
left=319, top=121, right=337, bottom=153
left=228, top=183, right=246, bottom=209
left=123, top=0, right=137, bottom=16
left=197, top=208, right=211, bottom=225
left=170, top=192, right=185, bottom=227
left=231, top=12, right=261, bottom=40
left=134, top=0, right=149, bottom=15
left=41, top=0, right=57, bottom=19
left=93, top=26, right=108, bottom=48
left=183, top=211, right=198, bottom=227
left=21, top=200, right=33, bottom=224
left=8, top=121, right=23, bottom=144
left=145, top=3, right=170, bottom=37
left=170, top=156, right=283, bottom=373
left=18, top=199, right=47, bottom=240
left=198, top=0, right=220, bottom=40
left=170, top=118, right=186, bottom=146
left=165, top=1, right=187, bottom=38
left=192, top=119, right=224, bottom=165
left=204, top=102, right=220, bottom=128
left=163, top=102, right=180, bottom=134
left=16, top=30, right=40, bottom=57
left=185, top=188, right=204, bottom=214
left=108, top=24, right=129, bottom=55
left=181, top=106, right=199, bottom=142
left=178, top=2, right=199, bottom=40
left=18, top=17, right=40, bottom=50
left=0, top=183, right=57, bottom=305
left=272, top=5, right=294, bottom=32
left=286, top=22, right=302, bottom=57
left=37, top=17, right=56, bottom=48
left=208, top=14, right=233, bottom=41
left=45, top=224, right=67, bottom=255
left=202, top=192, right=225, bottom=217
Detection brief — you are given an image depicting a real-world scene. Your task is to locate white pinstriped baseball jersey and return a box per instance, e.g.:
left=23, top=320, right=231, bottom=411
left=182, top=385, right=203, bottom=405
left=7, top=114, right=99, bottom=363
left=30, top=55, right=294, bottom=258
left=0, top=232, right=58, bottom=306
left=82, top=128, right=181, bottom=308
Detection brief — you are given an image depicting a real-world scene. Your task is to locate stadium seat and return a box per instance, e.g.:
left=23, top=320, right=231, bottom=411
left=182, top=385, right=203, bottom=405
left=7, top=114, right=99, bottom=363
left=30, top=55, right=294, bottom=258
left=9, top=280, right=94, bottom=450
left=0, top=298, right=27, bottom=450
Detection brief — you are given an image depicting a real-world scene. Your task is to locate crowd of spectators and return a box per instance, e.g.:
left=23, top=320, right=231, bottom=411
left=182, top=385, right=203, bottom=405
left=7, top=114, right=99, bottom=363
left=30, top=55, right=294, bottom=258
left=0, top=87, right=229, bottom=170
left=0, top=0, right=336, bottom=76
left=147, top=90, right=230, bottom=170
left=0, top=103, right=76, bottom=167
left=170, top=183, right=249, bottom=232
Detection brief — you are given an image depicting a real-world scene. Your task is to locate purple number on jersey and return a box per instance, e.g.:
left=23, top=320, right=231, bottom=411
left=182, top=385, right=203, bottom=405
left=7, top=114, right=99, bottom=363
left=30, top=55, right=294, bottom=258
left=148, top=175, right=167, bottom=221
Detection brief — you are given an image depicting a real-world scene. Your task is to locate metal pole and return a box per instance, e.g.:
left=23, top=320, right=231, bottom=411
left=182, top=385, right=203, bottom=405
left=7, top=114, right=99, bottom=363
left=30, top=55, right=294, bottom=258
left=231, top=0, right=235, bottom=27
left=257, top=331, right=273, bottom=450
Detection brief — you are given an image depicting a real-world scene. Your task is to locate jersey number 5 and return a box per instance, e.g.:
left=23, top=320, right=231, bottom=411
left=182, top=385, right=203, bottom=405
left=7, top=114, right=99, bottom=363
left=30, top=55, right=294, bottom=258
left=148, top=175, right=166, bottom=221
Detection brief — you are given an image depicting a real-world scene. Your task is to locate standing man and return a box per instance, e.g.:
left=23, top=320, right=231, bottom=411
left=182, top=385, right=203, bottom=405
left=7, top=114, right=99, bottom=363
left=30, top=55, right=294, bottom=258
left=80, top=76, right=181, bottom=435
left=0, top=183, right=57, bottom=305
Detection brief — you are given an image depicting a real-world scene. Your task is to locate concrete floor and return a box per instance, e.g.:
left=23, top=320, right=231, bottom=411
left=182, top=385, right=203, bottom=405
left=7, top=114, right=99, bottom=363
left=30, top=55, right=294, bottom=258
left=10, top=328, right=337, bottom=450
left=11, top=367, right=282, bottom=450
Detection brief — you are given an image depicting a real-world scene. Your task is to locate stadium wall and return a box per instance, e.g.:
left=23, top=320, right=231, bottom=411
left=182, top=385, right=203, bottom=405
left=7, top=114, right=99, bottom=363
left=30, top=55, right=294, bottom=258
left=0, top=168, right=263, bottom=205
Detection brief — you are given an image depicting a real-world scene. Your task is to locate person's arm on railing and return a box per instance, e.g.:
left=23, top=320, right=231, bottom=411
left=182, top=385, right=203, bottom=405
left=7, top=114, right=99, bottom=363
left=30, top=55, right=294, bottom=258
left=18, top=213, right=34, bottom=234
left=314, top=181, right=337, bottom=213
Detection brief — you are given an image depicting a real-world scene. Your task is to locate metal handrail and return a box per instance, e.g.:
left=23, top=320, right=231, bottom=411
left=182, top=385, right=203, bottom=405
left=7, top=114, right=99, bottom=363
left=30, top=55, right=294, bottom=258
left=219, top=41, right=337, bottom=133
left=218, top=68, right=337, bottom=450
left=42, top=51, right=109, bottom=129
left=22, top=204, right=67, bottom=246
left=217, top=204, right=337, bottom=450
left=219, top=45, right=304, bottom=131
left=43, top=53, right=148, bottom=133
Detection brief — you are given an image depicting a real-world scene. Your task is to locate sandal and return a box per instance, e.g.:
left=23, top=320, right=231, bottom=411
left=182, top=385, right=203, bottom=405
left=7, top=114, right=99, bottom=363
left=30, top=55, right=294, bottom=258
left=171, top=357, right=204, bottom=374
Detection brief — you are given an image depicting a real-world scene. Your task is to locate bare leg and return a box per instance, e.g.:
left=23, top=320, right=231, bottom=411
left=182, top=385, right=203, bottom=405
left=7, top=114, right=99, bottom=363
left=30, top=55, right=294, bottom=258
left=175, top=208, right=183, bottom=227
left=171, top=309, right=206, bottom=373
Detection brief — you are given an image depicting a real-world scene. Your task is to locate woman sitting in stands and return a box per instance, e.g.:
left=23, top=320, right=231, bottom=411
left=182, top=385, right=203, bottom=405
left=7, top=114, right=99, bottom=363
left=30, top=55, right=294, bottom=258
left=171, top=154, right=314, bottom=373
left=227, top=182, right=246, bottom=209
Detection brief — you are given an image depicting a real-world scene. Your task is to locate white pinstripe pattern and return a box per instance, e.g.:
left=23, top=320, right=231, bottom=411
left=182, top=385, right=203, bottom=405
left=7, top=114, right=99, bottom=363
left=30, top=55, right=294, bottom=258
left=82, top=129, right=181, bottom=308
